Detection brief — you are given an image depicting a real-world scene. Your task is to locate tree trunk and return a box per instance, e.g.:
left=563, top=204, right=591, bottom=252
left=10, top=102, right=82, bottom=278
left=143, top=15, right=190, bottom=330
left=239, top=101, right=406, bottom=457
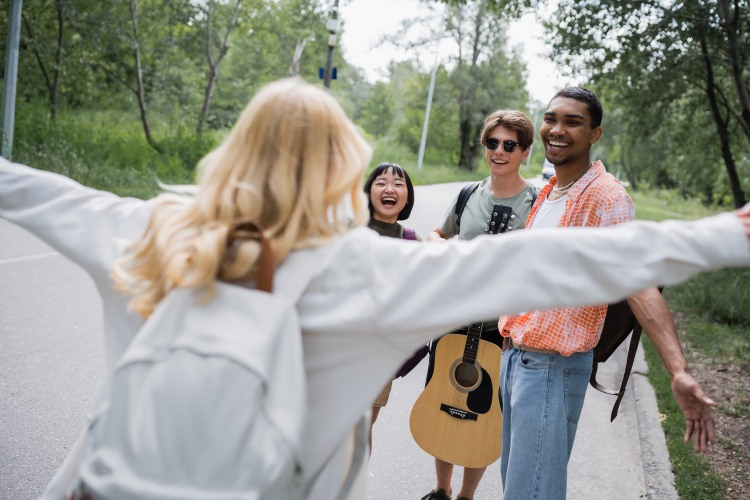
left=289, top=36, right=313, bottom=76
left=456, top=5, right=484, bottom=171
left=620, top=139, right=639, bottom=191
left=50, top=0, right=64, bottom=120
left=131, top=0, right=160, bottom=153
left=699, top=32, right=746, bottom=207
left=22, top=4, right=64, bottom=120
left=717, top=0, right=750, bottom=143
left=457, top=112, right=475, bottom=171
left=197, top=0, right=241, bottom=134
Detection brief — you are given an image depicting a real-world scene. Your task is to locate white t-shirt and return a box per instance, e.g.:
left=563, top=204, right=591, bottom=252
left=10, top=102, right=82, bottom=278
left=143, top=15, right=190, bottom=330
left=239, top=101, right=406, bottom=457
left=531, top=193, right=567, bottom=229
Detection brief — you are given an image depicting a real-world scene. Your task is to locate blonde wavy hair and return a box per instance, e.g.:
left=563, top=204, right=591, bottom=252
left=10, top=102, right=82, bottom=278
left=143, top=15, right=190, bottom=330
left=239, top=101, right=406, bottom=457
left=112, top=78, right=372, bottom=318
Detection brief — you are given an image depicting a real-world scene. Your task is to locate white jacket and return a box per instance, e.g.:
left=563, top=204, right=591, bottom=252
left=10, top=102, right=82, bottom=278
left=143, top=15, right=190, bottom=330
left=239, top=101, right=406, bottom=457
left=2, top=158, right=749, bottom=499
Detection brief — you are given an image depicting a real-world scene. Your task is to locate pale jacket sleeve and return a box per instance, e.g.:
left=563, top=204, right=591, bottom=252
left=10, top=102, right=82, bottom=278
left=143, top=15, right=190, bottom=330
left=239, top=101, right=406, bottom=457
left=0, top=158, right=152, bottom=286
left=0, top=158, right=152, bottom=370
left=302, top=216, right=750, bottom=352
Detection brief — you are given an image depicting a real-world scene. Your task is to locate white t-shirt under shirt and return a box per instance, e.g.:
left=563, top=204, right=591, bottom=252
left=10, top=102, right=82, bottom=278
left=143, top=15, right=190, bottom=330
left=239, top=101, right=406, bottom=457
left=530, top=193, right=567, bottom=229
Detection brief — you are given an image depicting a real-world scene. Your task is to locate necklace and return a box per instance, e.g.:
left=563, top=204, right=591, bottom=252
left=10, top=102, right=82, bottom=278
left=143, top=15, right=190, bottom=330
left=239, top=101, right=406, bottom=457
left=552, top=179, right=577, bottom=192
left=551, top=162, right=592, bottom=193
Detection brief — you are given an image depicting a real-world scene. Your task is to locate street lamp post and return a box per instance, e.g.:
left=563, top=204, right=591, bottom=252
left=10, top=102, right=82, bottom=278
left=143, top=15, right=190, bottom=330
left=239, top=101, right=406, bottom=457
left=417, top=42, right=441, bottom=171
left=2, top=0, right=22, bottom=160
left=323, top=0, right=340, bottom=88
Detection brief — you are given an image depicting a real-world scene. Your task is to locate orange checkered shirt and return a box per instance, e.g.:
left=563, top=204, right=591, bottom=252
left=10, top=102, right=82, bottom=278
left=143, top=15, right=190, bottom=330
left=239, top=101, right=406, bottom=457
left=499, top=161, right=636, bottom=356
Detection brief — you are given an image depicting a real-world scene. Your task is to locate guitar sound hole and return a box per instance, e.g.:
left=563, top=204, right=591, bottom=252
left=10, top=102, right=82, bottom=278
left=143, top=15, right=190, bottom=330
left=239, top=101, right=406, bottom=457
left=454, top=362, right=480, bottom=389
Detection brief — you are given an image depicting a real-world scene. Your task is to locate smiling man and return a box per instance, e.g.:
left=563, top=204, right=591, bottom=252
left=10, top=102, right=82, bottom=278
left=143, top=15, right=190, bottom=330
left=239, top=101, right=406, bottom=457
left=422, top=109, right=539, bottom=500
left=498, top=87, right=717, bottom=500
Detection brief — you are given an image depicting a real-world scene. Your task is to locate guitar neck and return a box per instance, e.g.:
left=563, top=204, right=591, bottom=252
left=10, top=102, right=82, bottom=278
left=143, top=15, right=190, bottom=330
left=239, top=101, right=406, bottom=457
left=459, top=206, right=510, bottom=363
left=487, top=204, right=513, bottom=235
left=462, top=323, right=483, bottom=364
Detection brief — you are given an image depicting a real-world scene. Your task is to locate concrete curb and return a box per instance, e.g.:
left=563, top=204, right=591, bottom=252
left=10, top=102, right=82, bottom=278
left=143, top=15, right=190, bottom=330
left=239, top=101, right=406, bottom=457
left=632, top=343, right=679, bottom=499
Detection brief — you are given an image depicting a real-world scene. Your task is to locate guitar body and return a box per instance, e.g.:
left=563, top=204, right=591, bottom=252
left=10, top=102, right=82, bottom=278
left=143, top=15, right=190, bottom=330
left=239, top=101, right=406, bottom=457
left=409, top=333, right=503, bottom=468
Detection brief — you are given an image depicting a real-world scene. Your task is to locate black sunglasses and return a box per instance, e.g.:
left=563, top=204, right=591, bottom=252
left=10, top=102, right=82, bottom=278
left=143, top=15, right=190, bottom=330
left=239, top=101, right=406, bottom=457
left=485, top=138, right=520, bottom=153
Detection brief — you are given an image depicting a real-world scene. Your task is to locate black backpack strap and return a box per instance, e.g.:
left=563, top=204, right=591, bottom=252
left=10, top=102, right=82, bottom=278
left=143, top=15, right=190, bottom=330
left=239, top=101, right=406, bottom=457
left=454, top=182, right=481, bottom=229
left=531, top=184, right=540, bottom=206
left=590, top=324, right=643, bottom=422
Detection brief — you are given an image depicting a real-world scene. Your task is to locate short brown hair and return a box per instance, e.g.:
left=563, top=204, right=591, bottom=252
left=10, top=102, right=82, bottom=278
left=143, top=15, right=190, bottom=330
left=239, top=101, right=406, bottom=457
left=479, top=109, right=534, bottom=151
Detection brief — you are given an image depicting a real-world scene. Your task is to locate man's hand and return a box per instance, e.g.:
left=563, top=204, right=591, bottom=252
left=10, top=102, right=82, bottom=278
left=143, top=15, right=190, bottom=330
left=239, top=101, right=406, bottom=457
left=671, top=371, right=716, bottom=452
left=628, top=288, right=717, bottom=454
left=427, top=229, right=448, bottom=242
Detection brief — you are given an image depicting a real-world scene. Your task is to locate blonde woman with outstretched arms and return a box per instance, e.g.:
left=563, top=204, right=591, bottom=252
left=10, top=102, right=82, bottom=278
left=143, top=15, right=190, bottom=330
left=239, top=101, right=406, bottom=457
left=2, top=78, right=750, bottom=499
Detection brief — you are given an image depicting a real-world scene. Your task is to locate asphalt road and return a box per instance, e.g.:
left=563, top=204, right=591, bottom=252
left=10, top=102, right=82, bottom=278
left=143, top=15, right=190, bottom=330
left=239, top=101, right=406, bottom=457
left=0, top=179, right=677, bottom=499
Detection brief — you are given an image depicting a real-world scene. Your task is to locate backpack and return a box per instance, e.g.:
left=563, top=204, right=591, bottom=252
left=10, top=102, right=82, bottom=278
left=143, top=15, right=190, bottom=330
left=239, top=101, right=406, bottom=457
left=403, top=226, right=417, bottom=240
left=72, top=222, right=365, bottom=500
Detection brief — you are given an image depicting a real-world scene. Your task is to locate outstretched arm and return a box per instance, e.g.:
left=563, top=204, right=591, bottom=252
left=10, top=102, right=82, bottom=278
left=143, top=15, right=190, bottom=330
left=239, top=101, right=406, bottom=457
left=0, top=158, right=152, bottom=284
left=627, top=288, right=716, bottom=453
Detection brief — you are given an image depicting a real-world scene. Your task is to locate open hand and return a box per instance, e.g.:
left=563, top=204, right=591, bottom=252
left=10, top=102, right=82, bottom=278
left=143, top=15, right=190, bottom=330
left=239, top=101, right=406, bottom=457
left=671, top=371, right=716, bottom=453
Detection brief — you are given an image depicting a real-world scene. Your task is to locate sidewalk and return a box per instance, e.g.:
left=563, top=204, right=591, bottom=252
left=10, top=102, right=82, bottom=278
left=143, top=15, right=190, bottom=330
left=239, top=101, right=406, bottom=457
left=567, top=340, right=678, bottom=499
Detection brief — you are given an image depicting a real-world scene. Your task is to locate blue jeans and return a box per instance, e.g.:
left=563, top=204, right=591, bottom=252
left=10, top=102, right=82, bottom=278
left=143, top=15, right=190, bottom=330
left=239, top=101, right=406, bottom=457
left=500, top=346, right=592, bottom=500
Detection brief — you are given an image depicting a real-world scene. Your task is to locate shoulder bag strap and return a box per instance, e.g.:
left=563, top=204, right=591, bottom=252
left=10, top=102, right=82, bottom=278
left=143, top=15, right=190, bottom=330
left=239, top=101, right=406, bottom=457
left=455, top=182, right=480, bottom=229
left=589, top=325, right=643, bottom=422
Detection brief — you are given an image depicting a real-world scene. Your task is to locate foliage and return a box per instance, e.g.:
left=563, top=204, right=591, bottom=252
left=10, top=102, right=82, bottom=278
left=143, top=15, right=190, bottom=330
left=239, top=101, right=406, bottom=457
left=441, top=0, right=529, bottom=170
left=526, top=0, right=750, bottom=208
left=356, top=82, right=395, bottom=138
left=12, top=100, right=215, bottom=199
left=7, top=0, right=748, bottom=208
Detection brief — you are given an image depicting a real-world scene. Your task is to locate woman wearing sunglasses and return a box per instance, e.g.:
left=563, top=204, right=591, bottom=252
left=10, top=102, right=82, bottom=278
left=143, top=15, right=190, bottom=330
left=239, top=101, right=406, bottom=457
left=421, top=109, right=539, bottom=500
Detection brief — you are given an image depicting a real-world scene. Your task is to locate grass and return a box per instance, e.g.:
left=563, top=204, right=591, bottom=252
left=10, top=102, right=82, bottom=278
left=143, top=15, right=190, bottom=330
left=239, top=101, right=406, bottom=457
left=641, top=340, right=729, bottom=498
left=634, top=189, right=749, bottom=499
left=629, top=188, right=721, bottom=221
left=12, top=101, right=215, bottom=199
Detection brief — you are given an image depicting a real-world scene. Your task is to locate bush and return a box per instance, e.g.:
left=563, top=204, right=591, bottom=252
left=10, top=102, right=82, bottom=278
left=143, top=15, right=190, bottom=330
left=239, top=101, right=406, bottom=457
left=12, top=100, right=218, bottom=198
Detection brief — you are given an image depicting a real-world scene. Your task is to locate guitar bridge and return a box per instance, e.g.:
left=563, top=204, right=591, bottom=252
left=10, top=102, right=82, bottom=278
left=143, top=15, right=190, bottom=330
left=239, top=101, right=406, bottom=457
left=439, top=404, right=478, bottom=421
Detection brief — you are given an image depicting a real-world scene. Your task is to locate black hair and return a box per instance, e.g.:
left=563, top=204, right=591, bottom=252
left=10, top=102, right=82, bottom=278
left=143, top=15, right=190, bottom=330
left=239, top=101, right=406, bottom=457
left=552, top=87, right=603, bottom=128
left=363, top=162, right=415, bottom=220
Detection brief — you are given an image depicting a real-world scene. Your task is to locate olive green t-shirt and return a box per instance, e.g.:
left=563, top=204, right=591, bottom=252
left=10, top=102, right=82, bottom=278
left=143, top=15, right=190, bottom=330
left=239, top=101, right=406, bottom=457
left=438, top=178, right=538, bottom=240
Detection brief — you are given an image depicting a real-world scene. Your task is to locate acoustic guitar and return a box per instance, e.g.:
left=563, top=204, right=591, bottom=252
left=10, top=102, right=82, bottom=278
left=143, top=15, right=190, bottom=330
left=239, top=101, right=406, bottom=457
left=409, top=204, right=512, bottom=468
left=409, top=324, right=502, bottom=468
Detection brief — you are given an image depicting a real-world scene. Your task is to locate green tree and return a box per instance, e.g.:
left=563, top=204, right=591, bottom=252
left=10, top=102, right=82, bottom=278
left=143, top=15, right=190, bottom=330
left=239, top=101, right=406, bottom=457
left=19, top=0, right=65, bottom=119
left=529, top=0, right=749, bottom=207
left=355, top=81, right=393, bottom=137
left=439, top=0, right=529, bottom=170
left=196, top=0, right=242, bottom=134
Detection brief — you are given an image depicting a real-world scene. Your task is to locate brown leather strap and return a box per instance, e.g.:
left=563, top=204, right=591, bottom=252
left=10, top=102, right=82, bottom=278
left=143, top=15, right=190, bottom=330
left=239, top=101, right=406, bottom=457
left=227, top=221, right=275, bottom=293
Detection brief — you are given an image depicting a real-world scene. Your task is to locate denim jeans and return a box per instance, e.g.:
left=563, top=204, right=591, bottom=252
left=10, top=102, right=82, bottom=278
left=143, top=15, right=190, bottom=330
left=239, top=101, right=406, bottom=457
left=500, top=346, right=593, bottom=500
